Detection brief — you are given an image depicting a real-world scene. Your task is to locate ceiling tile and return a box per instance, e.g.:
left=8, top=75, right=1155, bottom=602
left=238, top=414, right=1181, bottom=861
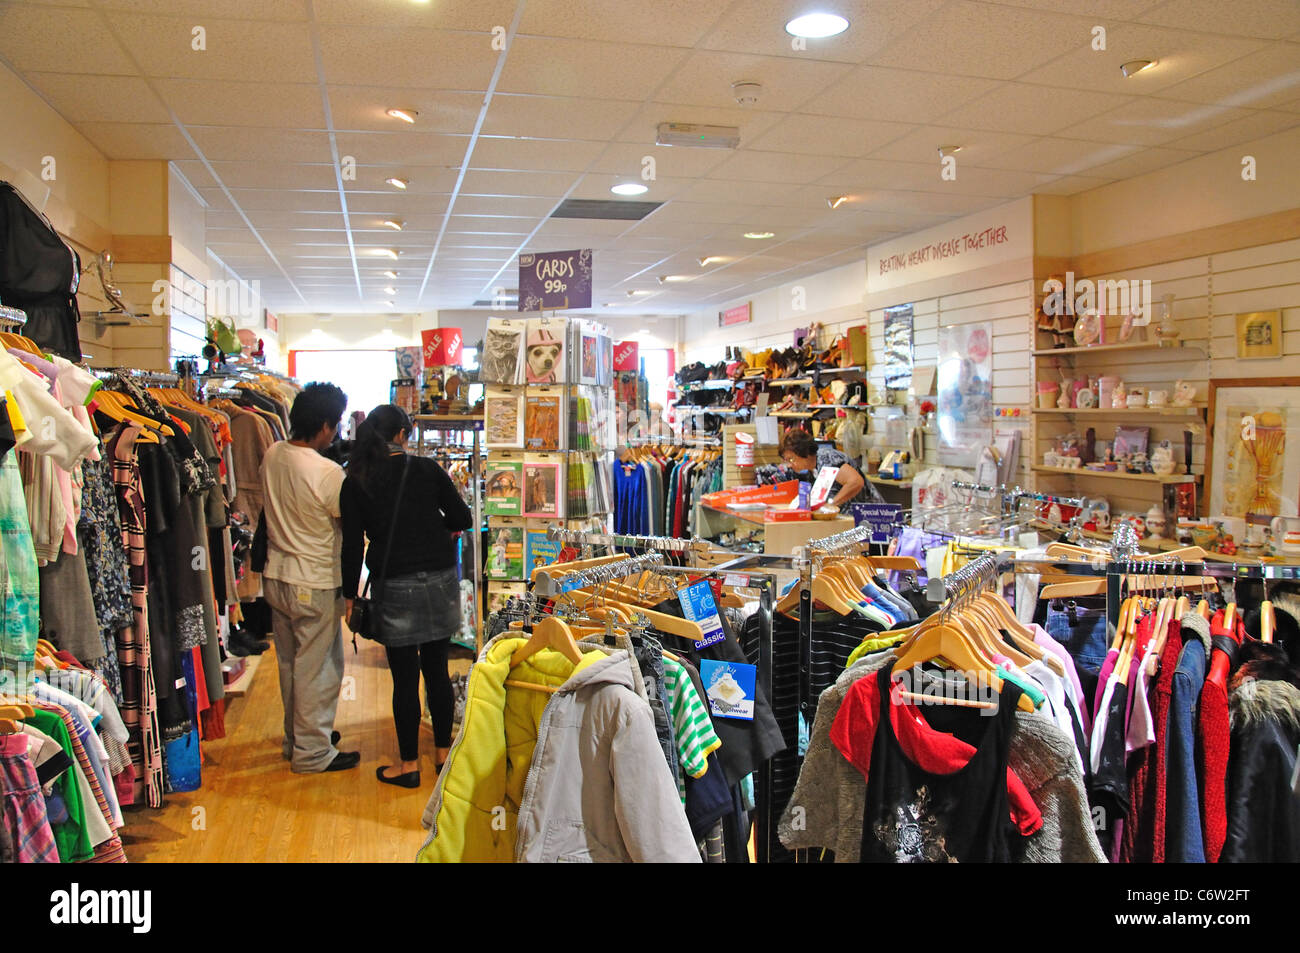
left=1076, top=144, right=1202, bottom=178
left=978, top=137, right=1143, bottom=175
left=1137, top=0, right=1300, bottom=38
left=588, top=142, right=731, bottom=179
left=1031, top=174, right=1117, bottom=195
left=706, top=149, right=853, bottom=185
left=567, top=174, right=693, bottom=203
left=98, top=0, right=307, bottom=19
left=977, top=0, right=1165, bottom=16
left=1161, top=109, right=1300, bottom=151
left=0, top=5, right=137, bottom=74
left=311, top=0, right=516, bottom=30
left=201, top=162, right=340, bottom=190
left=1151, top=42, right=1300, bottom=110
left=496, top=35, right=690, bottom=101
left=937, top=83, right=1135, bottom=135
left=865, top=127, right=1036, bottom=166
left=345, top=168, right=462, bottom=193
left=639, top=202, right=751, bottom=226
left=614, top=101, right=787, bottom=146
left=1064, top=99, right=1252, bottom=145
left=483, top=95, right=640, bottom=141
left=745, top=114, right=916, bottom=157
left=189, top=126, right=332, bottom=162
left=816, top=158, right=952, bottom=193
left=22, top=72, right=170, bottom=123
left=72, top=121, right=193, bottom=159
left=471, top=137, right=607, bottom=172
left=461, top=168, right=578, bottom=197
left=808, top=66, right=1002, bottom=124
left=1013, top=23, right=1269, bottom=94
left=517, top=0, right=723, bottom=46
left=110, top=13, right=317, bottom=82
left=451, top=195, right=559, bottom=217
left=697, top=0, right=947, bottom=64
left=325, top=87, right=484, bottom=134
left=208, top=188, right=337, bottom=212
left=332, top=131, right=467, bottom=166
left=654, top=49, right=850, bottom=112
left=868, top=1, right=1097, bottom=80
left=318, top=26, right=497, bottom=88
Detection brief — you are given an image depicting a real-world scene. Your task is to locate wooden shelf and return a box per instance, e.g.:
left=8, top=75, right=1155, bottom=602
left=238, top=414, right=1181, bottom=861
left=223, top=653, right=263, bottom=697
left=1032, top=405, right=1206, bottom=417
left=766, top=377, right=813, bottom=386
left=1031, top=465, right=1199, bottom=484
left=868, top=475, right=912, bottom=488
left=808, top=403, right=867, bottom=411
left=680, top=379, right=734, bottom=390
left=678, top=406, right=747, bottom=415
left=701, top=501, right=767, bottom=525
left=1031, top=341, right=1205, bottom=357
left=769, top=411, right=815, bottom=418
left=813, top=365, right=867, bottom=375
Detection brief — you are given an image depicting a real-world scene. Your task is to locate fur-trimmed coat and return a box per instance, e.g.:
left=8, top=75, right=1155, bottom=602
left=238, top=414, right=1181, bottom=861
left=1223, top=674, right=1300, bottom=862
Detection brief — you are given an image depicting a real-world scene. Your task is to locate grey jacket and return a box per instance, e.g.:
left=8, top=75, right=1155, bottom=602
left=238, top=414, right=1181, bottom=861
left=779, top=649, right=1106, bottom=863
left=514, top=647, right=700, bottom=863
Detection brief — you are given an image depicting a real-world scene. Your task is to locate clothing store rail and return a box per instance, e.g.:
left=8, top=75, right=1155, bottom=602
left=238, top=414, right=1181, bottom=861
left=927, top=550, right=1018, bottom=605
left=92, top=366, right=180, bottom=386
left=805, top=523, right=875, bottom=554
left=0, top=302, right=28, bottom=327
left=533, top=552, right=666, bottom=597
left=543, top=525, right=714, bottom=555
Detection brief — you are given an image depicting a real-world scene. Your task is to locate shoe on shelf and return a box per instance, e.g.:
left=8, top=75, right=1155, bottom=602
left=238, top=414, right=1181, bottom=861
left=323, top=751, right=361, bottom=772
left=376, top=766, right=420, bottom=788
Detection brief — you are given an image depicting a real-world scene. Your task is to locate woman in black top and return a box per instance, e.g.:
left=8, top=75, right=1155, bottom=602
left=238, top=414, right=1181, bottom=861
left=341, top=405, right=473, bottom=787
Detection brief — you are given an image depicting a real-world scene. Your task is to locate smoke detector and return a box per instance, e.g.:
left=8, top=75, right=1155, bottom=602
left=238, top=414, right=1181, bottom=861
left=732, top=81, right=763, bottom=106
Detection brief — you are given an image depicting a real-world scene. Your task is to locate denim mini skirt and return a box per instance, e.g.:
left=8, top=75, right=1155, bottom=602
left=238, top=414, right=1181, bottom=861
left=376, top=567, right=462, bottom=647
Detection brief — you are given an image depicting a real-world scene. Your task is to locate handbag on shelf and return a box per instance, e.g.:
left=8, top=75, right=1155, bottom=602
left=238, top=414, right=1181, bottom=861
left=347, top=455, right=411, bottom=643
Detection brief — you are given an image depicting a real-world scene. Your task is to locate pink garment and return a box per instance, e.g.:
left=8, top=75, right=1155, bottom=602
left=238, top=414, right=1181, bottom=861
left=1031, top=623, right=1090, bottom=734
left=1126, top=647, right=1158, bottom=754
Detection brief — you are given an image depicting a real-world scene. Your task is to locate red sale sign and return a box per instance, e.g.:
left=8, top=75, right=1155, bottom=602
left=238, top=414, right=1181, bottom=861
left=613, top=340, right=639, bottom=372
left=421, top=327, right=463, bottom=367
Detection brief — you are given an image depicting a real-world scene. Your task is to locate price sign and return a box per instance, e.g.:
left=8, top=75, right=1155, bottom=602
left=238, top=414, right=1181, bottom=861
left=518, top=248, right=593, bottom=311
left=677, top=580, right=726, bottom=650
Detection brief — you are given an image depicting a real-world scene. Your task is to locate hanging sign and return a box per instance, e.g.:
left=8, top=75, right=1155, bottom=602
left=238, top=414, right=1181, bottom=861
left=734, top=430, right=755, bottom=467
left=700, top=659, right=756, bottom=721
left=852, top=503, right=903, bottom=543
left=518, top=249, right=593, bottom=311
left=677, top=580, right=726, bottom=649
left=613, top=340, right=639, bottom=372
left=719, top=302, right=752, bottom=328
left=421, top=328, right=462, bottom=367
left=809, top=466, right=840, bottom=509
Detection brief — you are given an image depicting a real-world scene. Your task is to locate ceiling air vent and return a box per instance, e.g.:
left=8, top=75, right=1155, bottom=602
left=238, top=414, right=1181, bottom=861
left=550, top=199, right=661, bottom=221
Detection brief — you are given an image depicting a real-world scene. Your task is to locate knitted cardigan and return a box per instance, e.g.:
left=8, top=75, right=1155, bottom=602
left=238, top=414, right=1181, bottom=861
left=778, top=649, right=1105, bottom=863
left=1198, top=612, right=1243, bottom=863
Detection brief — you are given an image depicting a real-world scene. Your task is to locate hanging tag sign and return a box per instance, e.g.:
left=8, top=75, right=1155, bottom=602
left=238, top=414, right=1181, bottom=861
left=853, top=503, right=902, bottom=543
left=700, top=659, right=756, bottom=720
left=809, top=465, right=840, bottom=509
left=723, top=573, right=749, bottom=588
left=678, top=579, right=726, bottom=649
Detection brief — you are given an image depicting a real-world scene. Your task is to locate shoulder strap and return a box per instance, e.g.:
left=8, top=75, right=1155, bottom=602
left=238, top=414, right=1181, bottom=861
left=361, top=454, right=411, bottom=598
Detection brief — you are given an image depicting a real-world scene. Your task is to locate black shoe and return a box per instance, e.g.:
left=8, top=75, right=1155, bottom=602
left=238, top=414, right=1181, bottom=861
left=229, top=630, right=269, bottom=657
left=376, top=766, right=420, bottom=788
left=323, top=751, right=360, bottom=772
left=331, top=731, right=341, bottom=746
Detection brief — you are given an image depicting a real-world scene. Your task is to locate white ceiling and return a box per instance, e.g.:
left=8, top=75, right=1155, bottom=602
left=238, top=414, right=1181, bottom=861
left=3, top=0, right=1298, bottom=315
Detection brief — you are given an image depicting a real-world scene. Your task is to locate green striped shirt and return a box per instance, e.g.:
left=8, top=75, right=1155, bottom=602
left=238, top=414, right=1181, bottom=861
left=662, top=657, right=723, bottom=803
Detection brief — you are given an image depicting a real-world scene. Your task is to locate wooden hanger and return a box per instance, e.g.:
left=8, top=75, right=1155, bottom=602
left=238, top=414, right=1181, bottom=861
left=892, top=620, right=1035, bottom=713
left=530, top=552, right=626, bottom=583
left=977, top=590, right=1066, bottom=676
left=506, top=616, right=584, bottom=695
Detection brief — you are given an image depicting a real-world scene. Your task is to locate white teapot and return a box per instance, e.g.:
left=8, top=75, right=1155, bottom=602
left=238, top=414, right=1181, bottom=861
left=1150, top=442, right=1176, bottom=476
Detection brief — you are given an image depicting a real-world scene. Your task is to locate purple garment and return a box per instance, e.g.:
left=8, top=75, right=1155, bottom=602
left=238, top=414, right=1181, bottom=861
left=1093, top=648, right=1120, bottom=722
left=6, top=347, right=58, bottom=392
left=888, top=527, right=946, bottom=589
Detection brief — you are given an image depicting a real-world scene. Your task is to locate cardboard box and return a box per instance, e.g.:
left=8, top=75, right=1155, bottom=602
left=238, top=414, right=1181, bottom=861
left=763, top=508, right=811, bottom=523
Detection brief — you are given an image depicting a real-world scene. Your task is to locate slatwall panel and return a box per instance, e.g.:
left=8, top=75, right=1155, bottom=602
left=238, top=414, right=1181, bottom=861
left=1208, top=237, right=1300, bottom=378
left=169, top=263, right=206, bottom=366
left=107, top=262, right=169, bottom=372
left=64, top=234, right=113, bottom=365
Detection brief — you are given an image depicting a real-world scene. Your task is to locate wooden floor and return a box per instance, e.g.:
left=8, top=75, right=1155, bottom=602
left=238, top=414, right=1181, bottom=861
left=121, top=636, right=463, bottom=863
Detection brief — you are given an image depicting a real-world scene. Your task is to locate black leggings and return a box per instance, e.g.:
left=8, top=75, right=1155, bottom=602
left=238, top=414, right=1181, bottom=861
left=384, top=639, right=453, bottom=761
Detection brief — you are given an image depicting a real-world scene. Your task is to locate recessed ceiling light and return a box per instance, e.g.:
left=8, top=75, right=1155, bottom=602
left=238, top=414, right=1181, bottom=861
left=937, top=145, right=962, bottom=158
left=744, top=231, right=775, bottom=239
left=611, top=182, right=649, bottom=196
left=383, top=270, right=399, bottom=279
left=384, top=300, right=395, bottom=307
left=1120, top=59, right=1157, bottom=78
left=827, top=195, right=849, bottom=209
left=383, top=286, right=397, bottom=295
left=658, top=274, right=690, bottom=284
left=627, top=289, right=652, bottom=296
left=382, top=219, right=404, bottom=231
left=386, top=108, right=418, bottom=123
left=385, top=177, right=409, bottom=190
left=698, top=256, right=724, bottom=266
left=785, top=13, right=849, bottom=38
left=378, top=249, right=400, bottom=259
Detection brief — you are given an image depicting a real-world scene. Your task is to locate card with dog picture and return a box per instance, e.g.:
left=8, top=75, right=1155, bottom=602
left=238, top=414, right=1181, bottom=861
left=481, top=318, right=526, bottom=385
left=524, top=386, right=565, bottom=452
left=484, top=455, right=523, bottom=517
left=522, top=457, right=563, bottom=519
left=525, top=317, right=567, bottom=384
left=484, top=387, right=524, bottom=448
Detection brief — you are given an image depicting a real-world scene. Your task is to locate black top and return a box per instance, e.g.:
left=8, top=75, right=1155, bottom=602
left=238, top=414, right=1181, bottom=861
left=340, top=453, right=473, bottom=599
left=0, top=181, right=83, bottom=360
left=860, top=659, right=1023, bottom=863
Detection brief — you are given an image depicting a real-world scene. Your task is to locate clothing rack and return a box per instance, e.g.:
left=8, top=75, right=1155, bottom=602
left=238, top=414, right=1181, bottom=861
left=544, top=525, right=714, bottom=556
left=926, top=550, right=1017, bottom=605
left=0, top=300, right=28, bottom=328
left=625, top=434, right=721, bottom=447
left=93, top=367, right=180, bottom=386
left=533, top=552, right=666, bottom=597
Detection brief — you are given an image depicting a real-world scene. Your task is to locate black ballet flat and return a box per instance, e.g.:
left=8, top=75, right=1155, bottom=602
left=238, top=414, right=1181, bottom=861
left=376, top=766, right=421, bottom=788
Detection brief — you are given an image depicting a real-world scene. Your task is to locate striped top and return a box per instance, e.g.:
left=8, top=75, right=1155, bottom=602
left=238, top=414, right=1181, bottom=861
left=662, top=657, right=722, bottom=803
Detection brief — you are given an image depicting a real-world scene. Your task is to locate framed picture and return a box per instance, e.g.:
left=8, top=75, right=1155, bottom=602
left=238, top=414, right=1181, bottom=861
left=1235, top=311, right=1282, bottom=360
left=522, top=460, right=563, bottom=518
left=1206, top=378, right=1300, bottom=525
